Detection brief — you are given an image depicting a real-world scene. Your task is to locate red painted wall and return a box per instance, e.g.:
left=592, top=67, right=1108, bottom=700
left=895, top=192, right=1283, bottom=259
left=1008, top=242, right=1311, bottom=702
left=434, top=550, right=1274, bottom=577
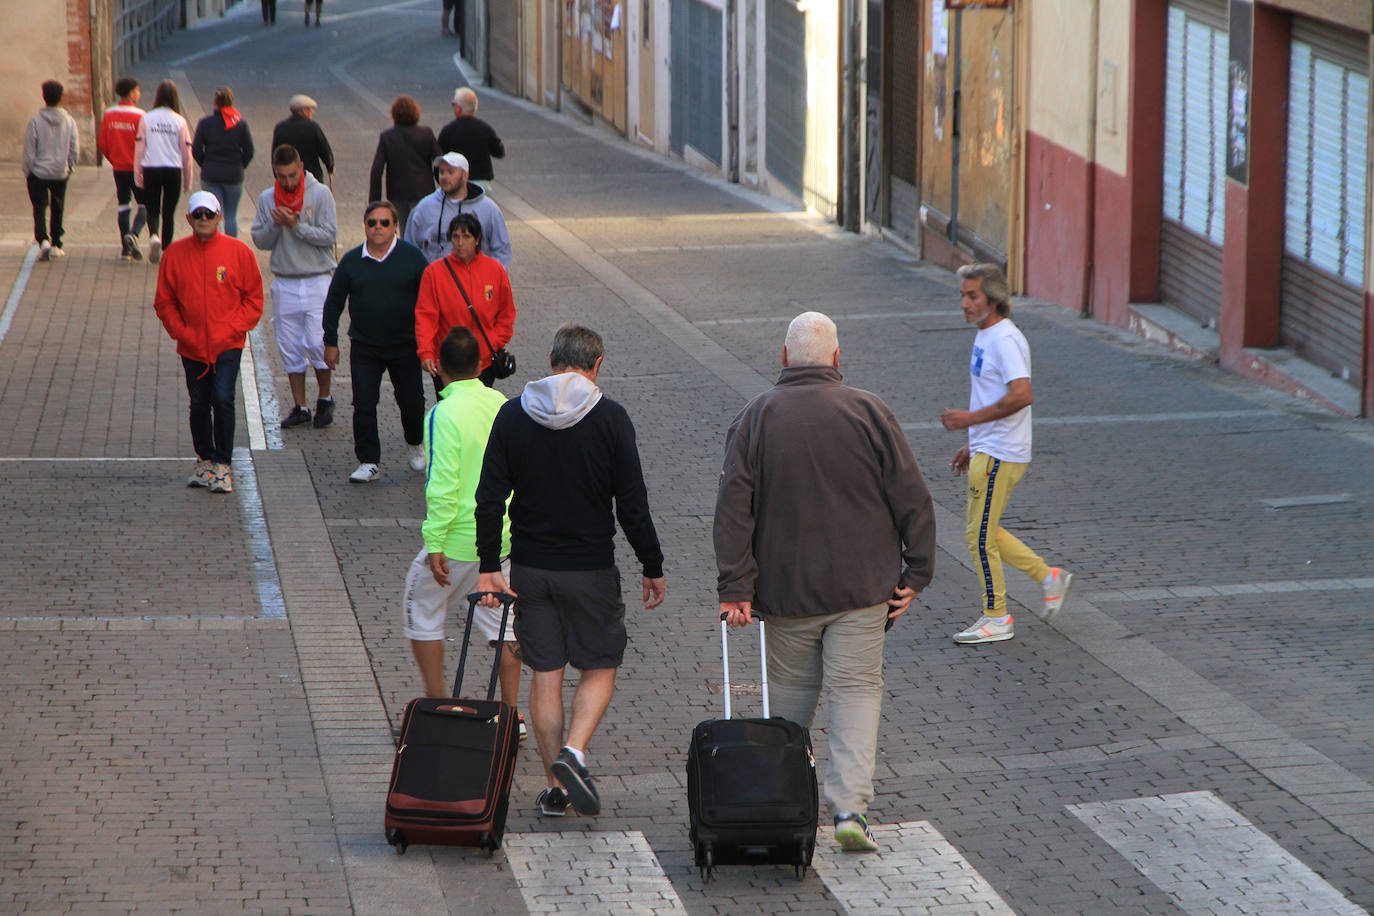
left=1023, top=131, right=1135, bottom=327
left=1024, top=132, right=1090, bottom=311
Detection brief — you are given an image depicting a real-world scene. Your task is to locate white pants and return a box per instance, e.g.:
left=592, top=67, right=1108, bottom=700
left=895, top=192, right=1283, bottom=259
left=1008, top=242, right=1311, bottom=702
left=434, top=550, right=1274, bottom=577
left=271, top=274, right=331, bottom=373
left=402, top=550, right=515, bottom=643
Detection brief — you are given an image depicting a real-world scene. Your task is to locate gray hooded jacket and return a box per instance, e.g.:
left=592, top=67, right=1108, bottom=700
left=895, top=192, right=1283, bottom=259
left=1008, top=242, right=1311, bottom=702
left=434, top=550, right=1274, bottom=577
left=23, top=108, right=79, bottom=181
left=404, top=182, right=511, bottom=269
left=250, top=172, right=338, bottom=278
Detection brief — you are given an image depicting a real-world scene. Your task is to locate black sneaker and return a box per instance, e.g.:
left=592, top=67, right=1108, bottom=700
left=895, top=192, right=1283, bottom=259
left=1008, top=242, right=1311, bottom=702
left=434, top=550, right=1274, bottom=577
left=536, top=787, right=569, bottom=817
left=280, top=405, right=312, bottom=429
left=552, top=747, right=600, bottom=816
left=313, top=397, right=334, bottom=428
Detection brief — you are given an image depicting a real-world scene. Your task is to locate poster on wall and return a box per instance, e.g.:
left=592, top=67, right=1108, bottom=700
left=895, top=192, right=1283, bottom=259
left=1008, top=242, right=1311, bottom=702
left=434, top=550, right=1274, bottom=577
left=1226, top=0, right=1252, bottom=185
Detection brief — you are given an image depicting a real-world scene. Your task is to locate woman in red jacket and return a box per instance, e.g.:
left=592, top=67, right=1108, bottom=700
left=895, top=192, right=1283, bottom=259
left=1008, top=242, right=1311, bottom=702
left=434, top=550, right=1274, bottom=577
left=415, top=212, right=515, bottom=389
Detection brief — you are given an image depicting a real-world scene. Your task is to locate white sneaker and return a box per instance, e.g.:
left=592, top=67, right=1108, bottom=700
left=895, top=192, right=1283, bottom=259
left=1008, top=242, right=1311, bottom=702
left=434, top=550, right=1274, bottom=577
left=187, top=459, right=214, bottom=488
left=953, top=615, right=1014, bottom=644
left=48, top=245, right=65, bottom=259
left=349, top=463, right=379, bottom=483
left=148, top=235, right=161, bottom=264
left=38, top=240, right=51, bottom=261
left=407, top=444, right=427, bottom=471
left=1042, top=567, right=1074, bottom=619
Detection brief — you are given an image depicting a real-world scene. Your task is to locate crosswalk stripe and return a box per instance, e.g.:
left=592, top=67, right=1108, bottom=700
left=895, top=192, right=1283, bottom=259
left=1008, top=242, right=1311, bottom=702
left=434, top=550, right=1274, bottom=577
left=1068, top=791, right=1368, bottom=915
left=812, top=822, right=1015, bottom=915
left=504, top=830, right=688, bottom=915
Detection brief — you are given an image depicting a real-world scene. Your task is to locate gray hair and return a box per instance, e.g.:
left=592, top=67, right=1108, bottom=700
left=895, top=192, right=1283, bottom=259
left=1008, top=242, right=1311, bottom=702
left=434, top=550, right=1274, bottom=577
left=956, top=262, right=1013, bottom=317
left=784, top=311, right=839, bottom=367
left=453, top=87, right=478, bottom=114
left=549, top=324, right=605, bottom=371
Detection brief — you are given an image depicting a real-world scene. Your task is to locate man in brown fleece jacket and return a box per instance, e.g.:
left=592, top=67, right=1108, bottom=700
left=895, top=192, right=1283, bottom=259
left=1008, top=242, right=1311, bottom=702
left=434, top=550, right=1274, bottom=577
left=713, top=310, right=936, bottom=854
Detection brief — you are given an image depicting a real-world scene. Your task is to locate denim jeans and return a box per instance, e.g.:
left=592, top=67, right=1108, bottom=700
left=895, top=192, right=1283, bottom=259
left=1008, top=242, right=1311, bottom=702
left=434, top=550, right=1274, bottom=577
left=763, top=603, right=888, bottom=816
left=349, top=340, right=425, bottom=463
left=200, top=181, right=244, bottom=237
left=182, top=349, right=242, bottom=465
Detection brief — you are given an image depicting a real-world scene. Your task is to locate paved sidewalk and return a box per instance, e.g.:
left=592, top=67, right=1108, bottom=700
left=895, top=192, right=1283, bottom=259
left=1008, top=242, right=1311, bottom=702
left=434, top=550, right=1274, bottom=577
left=3, top=2, right=1374, bottom=912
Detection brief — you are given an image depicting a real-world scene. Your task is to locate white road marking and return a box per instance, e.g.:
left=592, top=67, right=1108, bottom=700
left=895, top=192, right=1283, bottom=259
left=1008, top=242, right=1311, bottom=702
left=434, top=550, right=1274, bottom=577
left=240, top=335, right=267, bottom=450
left=1069, top=791, right=1368, bottom=915
left=504, top=831, right=688, bottom=915
left=248, top=327, right=283, bottom=449
left=1085, top=576, right=1374, bottom=602
left=698, top=310, right=954, bottom=326
left=233, top=447, right=286, bottom=618
left=0, top=245, right=39, bottom=347
left=814, top=821, right=1014, bottom=916
left=902, top=409, right=1275, bottom=430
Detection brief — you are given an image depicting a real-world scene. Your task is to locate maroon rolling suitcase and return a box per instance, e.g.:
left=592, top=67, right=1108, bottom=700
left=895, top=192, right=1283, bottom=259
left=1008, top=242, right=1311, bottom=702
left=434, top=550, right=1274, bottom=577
left=384, top=592, right=518, bottom=855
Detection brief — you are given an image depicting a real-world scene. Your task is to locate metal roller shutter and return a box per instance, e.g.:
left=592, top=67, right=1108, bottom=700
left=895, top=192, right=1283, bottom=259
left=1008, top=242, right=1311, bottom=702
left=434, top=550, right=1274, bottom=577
left=1159, top=0, right=1228, bottom=326
left=1280, top=18, right=1369, bottom=385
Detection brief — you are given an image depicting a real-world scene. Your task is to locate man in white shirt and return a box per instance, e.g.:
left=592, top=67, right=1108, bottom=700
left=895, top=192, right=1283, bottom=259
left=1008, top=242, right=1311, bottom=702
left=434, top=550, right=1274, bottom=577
left=940, top=263, right=1073, bottom=644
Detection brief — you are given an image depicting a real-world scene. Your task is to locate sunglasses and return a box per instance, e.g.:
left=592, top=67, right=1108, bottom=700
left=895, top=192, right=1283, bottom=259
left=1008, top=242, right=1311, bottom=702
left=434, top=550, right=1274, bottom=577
left=190, top=209, right=217, bottom=220
left=365, top=218, right=393, bottom=228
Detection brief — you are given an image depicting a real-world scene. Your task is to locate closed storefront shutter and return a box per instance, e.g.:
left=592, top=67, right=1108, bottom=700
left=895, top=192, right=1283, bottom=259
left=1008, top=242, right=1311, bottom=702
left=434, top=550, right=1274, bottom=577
left=765, top=0, right=806, bottom=195
left=1280, top=18, right=1369, bottom=385
left=671, top=0, right=724, bottom=166
left=1159, top=0, right=1227, bottom=325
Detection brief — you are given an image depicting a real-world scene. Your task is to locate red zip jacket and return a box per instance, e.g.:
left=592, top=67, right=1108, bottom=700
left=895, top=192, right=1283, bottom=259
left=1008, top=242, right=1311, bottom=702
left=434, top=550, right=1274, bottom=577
left=97, top=104, right=143, bottom=171
left=154, top=232, right=264, bottom=369
left=414, top=251, right=515, bottom=368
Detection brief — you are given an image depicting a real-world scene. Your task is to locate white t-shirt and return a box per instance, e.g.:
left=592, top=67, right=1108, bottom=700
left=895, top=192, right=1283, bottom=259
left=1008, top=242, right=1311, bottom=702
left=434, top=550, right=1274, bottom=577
left=138, top=107, right=190, bottom=169
left=967, top=318, right=1032, bottom=463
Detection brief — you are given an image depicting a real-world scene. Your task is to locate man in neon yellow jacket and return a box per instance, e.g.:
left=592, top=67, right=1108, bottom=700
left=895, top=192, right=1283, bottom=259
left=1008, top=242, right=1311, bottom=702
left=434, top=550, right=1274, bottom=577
left=400, top=325, right=521, bottom=715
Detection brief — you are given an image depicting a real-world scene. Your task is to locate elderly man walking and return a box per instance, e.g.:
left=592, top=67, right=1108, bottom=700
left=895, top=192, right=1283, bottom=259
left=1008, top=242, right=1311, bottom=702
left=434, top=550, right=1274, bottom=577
left=252, top=144, right=338, bottom=430
left=475, top=324, right=666, bottom=819
left=941, top=262, right=1073, bottom=645
left=438, top=87, right=505, bottom=181
left=153, top=191, right=264, bottom=494
left=271, top=95, right=334, bottom=184
left=714, top=311, right=936, bottom=853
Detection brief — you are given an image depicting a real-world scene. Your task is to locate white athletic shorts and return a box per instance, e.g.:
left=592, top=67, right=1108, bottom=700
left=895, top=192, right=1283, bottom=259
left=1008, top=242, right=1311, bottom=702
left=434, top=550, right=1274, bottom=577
left=402, top=549, right=515, bottom=643
left=271, top=274, right=330, bottom=373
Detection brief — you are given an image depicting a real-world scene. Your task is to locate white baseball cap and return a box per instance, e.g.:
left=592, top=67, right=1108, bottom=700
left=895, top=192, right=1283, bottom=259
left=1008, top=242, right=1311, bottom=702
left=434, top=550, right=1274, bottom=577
left=434, top=151, right=469, bottom=172
left=187, top=190, right=222, bottom=215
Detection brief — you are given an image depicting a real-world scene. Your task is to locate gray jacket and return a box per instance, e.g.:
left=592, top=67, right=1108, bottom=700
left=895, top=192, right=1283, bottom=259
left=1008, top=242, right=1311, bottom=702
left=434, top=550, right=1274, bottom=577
left=403, top=182, right=511, bottom=269
left=250, top=172, right=337, bottom=277
left=714, top=365, right=936, bottom=617
left=23, top=108, right=79, bottom=181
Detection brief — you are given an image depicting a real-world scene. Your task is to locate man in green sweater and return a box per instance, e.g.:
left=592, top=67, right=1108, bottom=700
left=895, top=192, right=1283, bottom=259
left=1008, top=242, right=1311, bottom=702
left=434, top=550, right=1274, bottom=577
left=323, top=201, right=431, bottom=482
left=401, top=326, right=521, bottom=716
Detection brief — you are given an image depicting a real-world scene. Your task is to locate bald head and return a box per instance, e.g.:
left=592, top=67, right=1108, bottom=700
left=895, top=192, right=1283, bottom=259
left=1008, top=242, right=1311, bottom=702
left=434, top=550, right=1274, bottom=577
left=782, top=311, right=839, bottom=367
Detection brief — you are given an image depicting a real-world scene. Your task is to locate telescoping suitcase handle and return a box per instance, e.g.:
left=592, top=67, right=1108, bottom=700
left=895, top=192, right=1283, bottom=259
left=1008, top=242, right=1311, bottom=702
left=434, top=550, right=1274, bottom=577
left=719, top=612, right=768, bottom=720
left=454, top=592, right=515, bottom=701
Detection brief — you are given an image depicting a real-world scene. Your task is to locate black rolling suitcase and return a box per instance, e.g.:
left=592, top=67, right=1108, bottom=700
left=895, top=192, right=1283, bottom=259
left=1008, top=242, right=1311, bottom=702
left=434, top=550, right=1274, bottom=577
left=384, top=592, right=519, bottom=855
left=687, top=614, right=818, bottom=880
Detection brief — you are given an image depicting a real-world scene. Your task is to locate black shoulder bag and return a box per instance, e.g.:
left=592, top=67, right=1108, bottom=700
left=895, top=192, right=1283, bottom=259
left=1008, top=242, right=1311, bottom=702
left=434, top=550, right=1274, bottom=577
left=441, top=259, right=516, bottom=379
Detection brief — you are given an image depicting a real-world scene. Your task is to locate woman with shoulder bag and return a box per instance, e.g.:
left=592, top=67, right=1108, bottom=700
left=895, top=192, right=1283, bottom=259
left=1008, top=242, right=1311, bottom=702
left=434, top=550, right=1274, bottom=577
left=414, top=212, right=516, bottom=392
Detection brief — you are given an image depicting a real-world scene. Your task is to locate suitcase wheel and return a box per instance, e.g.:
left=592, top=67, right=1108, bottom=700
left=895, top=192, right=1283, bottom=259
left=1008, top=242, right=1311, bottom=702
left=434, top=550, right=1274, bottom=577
left=386, top=828, right=408, bottom=855
left=479, top=831, right=498, bottom=856
left=697, top=845, right=714, bottom=883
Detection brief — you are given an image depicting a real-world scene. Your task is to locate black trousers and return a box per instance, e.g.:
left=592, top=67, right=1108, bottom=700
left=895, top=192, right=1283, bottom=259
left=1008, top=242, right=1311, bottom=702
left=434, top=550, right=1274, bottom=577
left=112, top=171, right=147, bottom=241
left=183, top=349, right=242, bottom=466
left=351, top=340, right=425, bottom=464
left=142, top=167, right=182, bottom=244
left=27, top=175, right=69, bottom=246
left=261, top=0, right=276, bottom=22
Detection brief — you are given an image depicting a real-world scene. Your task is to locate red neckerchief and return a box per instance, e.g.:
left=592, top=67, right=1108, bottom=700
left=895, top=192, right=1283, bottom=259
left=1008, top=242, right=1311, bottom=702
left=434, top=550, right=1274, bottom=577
left=274, top=176, right=305, bottom=213
left=219, top=106, right=242, bottom=130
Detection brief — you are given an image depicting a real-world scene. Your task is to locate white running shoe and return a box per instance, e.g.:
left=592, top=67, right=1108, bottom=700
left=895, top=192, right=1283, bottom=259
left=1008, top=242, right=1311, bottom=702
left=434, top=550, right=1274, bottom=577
left=148, top=235, right=161, bottom=264
left=407, top=444, right=427, bottom=471
left=349, top=463, right=380, bottom=483
left=1042, top=567, right=1074, bottom=619
left=38, top=241, right=51, bottom=261
left=187, top=459, right=214, bottom=488
left=953, top=615, right=1014, bottom=644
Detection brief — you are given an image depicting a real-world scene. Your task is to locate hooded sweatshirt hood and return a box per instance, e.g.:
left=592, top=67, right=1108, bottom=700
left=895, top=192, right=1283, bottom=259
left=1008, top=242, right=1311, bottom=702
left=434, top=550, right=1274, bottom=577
left=520, top=372, right=602, bottom=430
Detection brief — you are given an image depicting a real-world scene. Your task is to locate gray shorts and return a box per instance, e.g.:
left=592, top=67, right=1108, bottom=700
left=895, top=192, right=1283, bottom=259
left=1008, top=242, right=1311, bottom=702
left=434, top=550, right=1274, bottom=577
left=510, top=564, right=626, bottom=671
